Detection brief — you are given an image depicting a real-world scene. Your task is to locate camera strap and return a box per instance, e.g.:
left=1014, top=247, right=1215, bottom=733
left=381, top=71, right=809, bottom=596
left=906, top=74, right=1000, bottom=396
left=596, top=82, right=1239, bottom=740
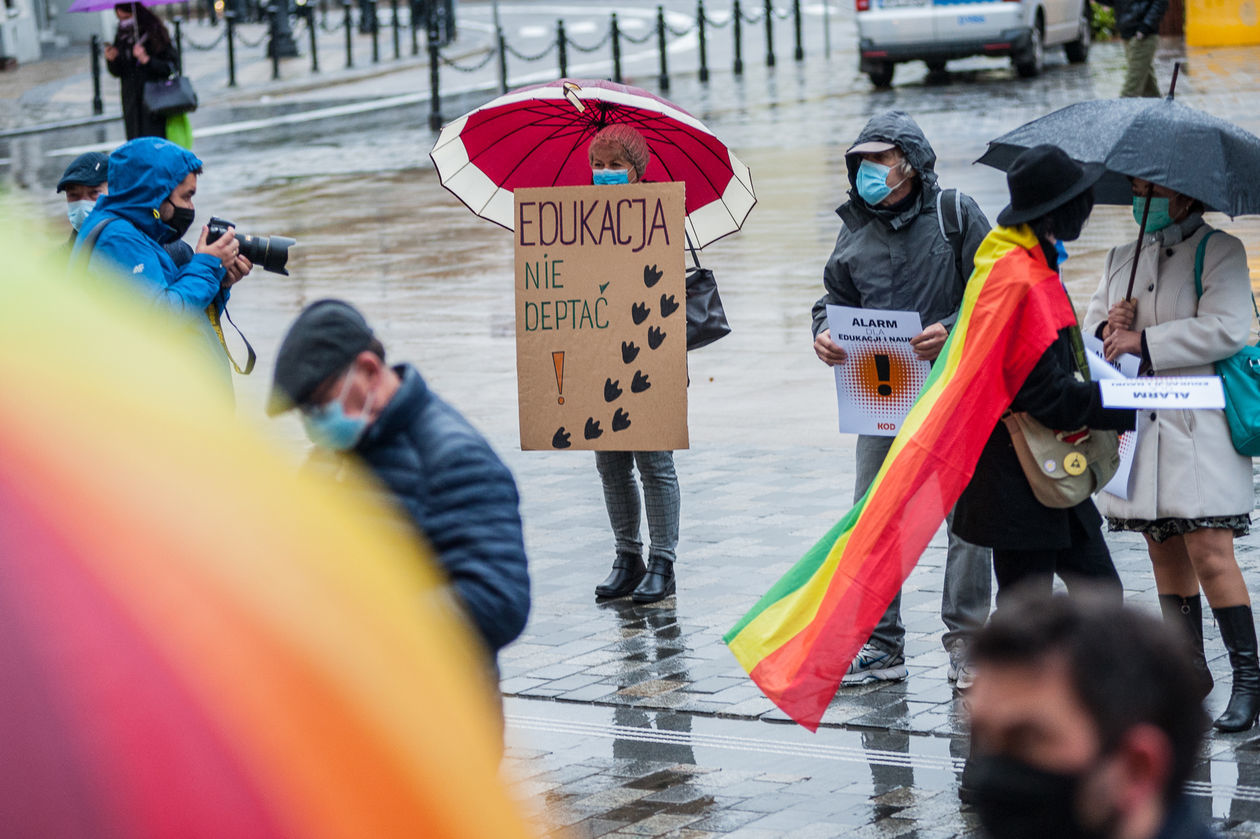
left=205, top=301, right=256, bottom=375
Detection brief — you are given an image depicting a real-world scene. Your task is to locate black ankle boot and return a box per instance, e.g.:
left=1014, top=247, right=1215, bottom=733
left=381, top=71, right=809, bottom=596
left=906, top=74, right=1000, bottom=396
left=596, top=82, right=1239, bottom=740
left=631, top=557, right=675, bottom=603
left=1159, top=594, right=1214, bottom=699
left=1212, top=605, right=1260, bottom=732
left=595, top=555, right=646, bottom=599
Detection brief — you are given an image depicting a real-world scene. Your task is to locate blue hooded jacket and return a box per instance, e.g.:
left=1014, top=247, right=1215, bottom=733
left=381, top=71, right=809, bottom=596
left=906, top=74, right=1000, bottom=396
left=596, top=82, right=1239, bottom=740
left=73, top=138, right=226, bottom=318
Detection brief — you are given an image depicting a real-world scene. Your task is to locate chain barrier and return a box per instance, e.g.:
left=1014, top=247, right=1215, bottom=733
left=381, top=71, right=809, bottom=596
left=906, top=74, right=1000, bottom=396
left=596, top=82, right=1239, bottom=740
left=619, top=26, right=655, bottom=45
left=235, top=26, right=270, bottom=48
left=438, top=47, right=497, bottom=71
left=182, top=27, right=227, bottom=50
left=318, top=15, right=345, bottom=32
left=773, top=4, right=793, bottom=19
left=503, top=39, right=557, bottom=62
left=665, top=19, right=696, bottom=37
left=702, top=11, right=732, bottom=28
left=566, top=29, right=611, bottom=53
left=738, top=6, right=765, bottom=23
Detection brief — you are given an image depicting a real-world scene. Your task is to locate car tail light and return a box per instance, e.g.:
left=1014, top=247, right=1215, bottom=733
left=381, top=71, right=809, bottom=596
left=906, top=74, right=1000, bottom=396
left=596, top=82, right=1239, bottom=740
left=856, top=0, right=870, bottom=11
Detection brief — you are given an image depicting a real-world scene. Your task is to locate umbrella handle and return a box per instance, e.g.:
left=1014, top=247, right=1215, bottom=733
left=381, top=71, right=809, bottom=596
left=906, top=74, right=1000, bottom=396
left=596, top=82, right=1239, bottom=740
left=1167, top=61, right=1181, bottom=100
left=1124, top=182, right=1155, bottom=301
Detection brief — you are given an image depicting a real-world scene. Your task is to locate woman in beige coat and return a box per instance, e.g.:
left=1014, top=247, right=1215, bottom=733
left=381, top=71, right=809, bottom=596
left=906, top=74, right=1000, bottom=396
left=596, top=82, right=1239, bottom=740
left=1085, top=176, right=1256, bottom=731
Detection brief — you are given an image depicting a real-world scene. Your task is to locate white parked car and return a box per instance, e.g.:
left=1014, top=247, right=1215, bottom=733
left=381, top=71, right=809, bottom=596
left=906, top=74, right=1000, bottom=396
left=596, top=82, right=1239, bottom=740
left=856, top=0, right=1092, bottom=87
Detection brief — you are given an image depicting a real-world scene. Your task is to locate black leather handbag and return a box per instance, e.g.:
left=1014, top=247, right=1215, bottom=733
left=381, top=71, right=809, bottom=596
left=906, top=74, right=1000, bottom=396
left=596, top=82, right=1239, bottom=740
left=684, top=239, right=731, bottom=351
left=143, top=75, right=198, bottom=116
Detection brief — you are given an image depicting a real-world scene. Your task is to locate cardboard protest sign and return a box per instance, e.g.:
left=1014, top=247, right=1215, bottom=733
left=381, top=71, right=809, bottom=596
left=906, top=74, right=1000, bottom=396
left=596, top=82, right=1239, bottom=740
left=825, top=305, right=931, bottom=436
left=514, top=182, right=688, bottom=451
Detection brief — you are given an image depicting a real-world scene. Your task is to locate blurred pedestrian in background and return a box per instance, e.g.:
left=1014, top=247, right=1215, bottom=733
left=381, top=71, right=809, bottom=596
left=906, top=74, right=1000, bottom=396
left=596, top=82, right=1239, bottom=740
left=811, top=110, right=992, bottom=689
left=105, top=2, right=179, bottom=140
left=268, top=299, right=531, bottom=673
left=588, top=125, right=682, bottom=605
left=966, top=591, right=1213, bottom=839
left=1086, top=175, right=1257, bottom=731
left=951, top=145, right=1134, bottom=603
left=1112, top=0, right=1168, bottom=97
left=56, top=151, right=109, bottom=245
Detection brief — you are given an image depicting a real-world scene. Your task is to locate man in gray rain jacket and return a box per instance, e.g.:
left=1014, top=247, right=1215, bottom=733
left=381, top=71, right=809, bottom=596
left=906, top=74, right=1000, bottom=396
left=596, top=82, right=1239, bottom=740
left=811, top=110, right=992, bottom=689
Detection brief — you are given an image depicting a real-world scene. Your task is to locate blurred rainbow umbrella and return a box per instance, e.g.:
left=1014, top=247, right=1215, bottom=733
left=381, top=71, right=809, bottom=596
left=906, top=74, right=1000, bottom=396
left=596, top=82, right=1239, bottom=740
left=0, top=206, right=536, bottom=839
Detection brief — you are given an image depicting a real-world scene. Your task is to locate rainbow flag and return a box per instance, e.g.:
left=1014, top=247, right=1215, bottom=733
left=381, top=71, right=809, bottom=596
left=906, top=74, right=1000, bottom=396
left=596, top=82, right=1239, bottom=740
left=725, top=225, right=1078, bottom=730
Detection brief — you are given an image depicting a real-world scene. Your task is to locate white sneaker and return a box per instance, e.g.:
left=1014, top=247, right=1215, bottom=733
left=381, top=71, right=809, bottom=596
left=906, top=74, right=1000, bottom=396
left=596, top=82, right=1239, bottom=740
left=947, top=640, right=976, bottom=691
left=841, top=643, right=908, bottom=685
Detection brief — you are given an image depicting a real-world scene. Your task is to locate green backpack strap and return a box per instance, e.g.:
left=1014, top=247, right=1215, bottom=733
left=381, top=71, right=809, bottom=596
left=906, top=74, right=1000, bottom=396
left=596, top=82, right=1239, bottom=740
left=1194, top=229, right=1260, bottom=323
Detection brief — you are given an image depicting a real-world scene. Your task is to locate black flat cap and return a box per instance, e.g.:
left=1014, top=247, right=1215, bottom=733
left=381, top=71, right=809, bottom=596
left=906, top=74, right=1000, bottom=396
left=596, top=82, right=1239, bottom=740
left=268, top=299, right=375, bottom=416
left=57, top=152, right=110, bottom=192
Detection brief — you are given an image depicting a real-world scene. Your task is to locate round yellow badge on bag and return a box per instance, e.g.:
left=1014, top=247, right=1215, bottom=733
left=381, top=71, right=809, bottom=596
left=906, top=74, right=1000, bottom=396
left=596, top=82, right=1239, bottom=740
left=1063, top=452, right=1088, bottom=476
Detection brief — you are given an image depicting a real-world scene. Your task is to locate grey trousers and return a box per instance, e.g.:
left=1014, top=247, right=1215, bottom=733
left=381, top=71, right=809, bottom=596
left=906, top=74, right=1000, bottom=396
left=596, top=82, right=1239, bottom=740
left=854, top=435, right=992, bottom=654
left=595, top=450, right=680, bottom=564
left=1121, top=35, right=1160, bottom=98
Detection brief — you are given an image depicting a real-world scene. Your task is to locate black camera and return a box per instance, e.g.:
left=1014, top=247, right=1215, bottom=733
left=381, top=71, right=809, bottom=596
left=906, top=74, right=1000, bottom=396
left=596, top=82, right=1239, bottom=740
left=206, top=217, right=296, bottom=276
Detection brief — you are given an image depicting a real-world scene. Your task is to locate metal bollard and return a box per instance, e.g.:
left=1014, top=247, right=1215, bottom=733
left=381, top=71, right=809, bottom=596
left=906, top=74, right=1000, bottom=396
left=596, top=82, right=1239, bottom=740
left=308, top=9, right=320, bottom=71
left=557, top=18, right=567, bottom=79
left=391, top=0, right=400, bottom=59
left=697, top=0, right=709, bottom=82
left=371, top=0, right=380, bottom=62
left=610, top=12, right=622, bottom=84
left=269, top=6, right=281, bottom=79
left=732, top=0, right=743, bottom=75
left=173, top=18, right=184, bottom=74
left=343, top=0, right=354, bottom=67
left=496, top=26, right=507, bottom=93
left=764, top=0, right=775, bottom=67
left=90, top=34, right=104, bottom=115
left=656, top=5, right=669, bottom=91
left=427, top=20, right=442, bottom=130
left=410, top=0, right=419, bottom=55
left=226, top=11, right=238, bottom=86
left=792, top=0, right=803, bottom=60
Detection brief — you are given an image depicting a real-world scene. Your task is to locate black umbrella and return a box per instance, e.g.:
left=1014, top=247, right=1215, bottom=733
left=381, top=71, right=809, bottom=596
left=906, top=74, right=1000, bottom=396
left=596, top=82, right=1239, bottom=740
left=980, top=104, right=1260, bottom=215
left=978, top=65, right=1260, bottom=297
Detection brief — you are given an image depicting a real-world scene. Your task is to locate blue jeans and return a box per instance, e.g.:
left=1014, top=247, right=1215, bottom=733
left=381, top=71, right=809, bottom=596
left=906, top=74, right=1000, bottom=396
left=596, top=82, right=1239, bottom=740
left=595, top=450, right=680, bottom=564
left=854, top=434, right=992, bottom=654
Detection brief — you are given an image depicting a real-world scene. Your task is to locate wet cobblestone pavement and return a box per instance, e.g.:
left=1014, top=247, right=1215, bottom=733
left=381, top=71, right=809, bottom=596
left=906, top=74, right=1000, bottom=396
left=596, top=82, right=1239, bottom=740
left=9, top=13, right=1260, bottom=835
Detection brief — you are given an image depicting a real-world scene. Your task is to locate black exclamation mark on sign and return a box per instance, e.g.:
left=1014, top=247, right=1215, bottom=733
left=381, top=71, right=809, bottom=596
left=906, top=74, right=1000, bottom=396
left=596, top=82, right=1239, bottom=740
left=874, top=354, right=892, bottom=396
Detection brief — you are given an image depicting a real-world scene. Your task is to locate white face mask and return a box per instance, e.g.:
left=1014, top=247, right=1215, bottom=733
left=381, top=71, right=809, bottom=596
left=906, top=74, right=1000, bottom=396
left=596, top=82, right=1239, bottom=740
left=118, top=17, right=135, bottom=27
left=67, top=199, right=95, bottom=232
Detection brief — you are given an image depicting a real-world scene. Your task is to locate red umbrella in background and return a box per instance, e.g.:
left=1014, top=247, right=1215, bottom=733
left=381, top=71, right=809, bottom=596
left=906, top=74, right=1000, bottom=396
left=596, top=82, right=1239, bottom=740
left=430, top=78, right=757, bottom=249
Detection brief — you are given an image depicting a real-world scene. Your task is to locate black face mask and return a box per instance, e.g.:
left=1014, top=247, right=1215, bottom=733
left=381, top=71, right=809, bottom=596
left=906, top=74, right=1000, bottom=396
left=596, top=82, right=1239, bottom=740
left=968, top=754, right=1113, bottom=839
left=161, top=204, right=196, bottom=243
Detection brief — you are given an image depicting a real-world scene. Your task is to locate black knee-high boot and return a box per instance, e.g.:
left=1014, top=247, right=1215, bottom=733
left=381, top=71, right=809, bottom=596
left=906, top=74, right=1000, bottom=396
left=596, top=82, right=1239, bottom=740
left=1159, top=594, right=1214, bottom=699
left=1212, top=605, right=1260, bottom=732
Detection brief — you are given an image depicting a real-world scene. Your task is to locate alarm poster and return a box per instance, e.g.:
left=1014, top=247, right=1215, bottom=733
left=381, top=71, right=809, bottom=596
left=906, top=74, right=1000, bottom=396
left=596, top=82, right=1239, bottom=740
left=514, top=182, right=688, bottom=451
left=826, top=305, right=931, bottom=437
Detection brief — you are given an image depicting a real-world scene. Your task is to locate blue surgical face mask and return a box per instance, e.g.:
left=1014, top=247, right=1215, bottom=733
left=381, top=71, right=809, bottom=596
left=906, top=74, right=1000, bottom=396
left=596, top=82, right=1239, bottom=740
left=67, top=199, right=95, bottom=232
left=1054, top=239, right=1069, bottom=264
left=301, top=371, right=373, bottom=451
left=856, top=159, right=906, bottom=206
left=593, top=169, right=630, bottom=186
left=1132, top=196, right=1174, bottom=232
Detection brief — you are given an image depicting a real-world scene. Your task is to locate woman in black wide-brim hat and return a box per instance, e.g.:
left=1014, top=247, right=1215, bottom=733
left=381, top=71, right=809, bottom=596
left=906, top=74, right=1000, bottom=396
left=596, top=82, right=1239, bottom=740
left=950, top=145, right=1136, bottom=604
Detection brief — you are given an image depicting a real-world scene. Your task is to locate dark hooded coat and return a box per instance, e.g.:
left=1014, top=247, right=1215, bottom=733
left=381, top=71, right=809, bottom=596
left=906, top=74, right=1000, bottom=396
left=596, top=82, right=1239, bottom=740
left=811, top=111, right=991, bottom=339
left=107, top=15, right=179, bottom=140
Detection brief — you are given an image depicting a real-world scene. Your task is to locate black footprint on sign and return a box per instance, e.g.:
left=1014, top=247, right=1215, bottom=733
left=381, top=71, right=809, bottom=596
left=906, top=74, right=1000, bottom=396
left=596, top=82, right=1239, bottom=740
left=631, top=370, right=651, bottom=393
left=660, top=293, right=679, bottom=318
left=552, top=427, right=572, bottom=449
left=604, top=378, right=623, bottom=402
left=584, top=418, right=603, bottom=439
left=644, top=264, right=663, bottom=288
left=647, top=326, right=666, bottom=349
left=612, top=408, right=632, bottom=432
left=632, top=302, right=651, bottom=325
left=622, top=341, right=640, bottom=364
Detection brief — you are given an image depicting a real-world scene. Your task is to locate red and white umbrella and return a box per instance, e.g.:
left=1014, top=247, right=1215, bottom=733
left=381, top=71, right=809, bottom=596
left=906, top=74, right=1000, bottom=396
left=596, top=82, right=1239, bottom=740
left=430, top=79, right=756, bottom=249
